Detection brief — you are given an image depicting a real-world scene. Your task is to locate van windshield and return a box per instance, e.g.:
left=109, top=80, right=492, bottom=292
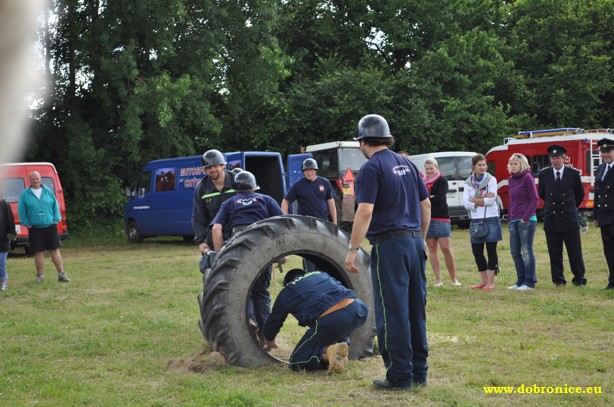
left=1, top=177, right=55, bottom=202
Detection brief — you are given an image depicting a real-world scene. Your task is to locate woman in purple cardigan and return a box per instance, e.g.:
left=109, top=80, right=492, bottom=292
left=507, top=153, right=539, bottom=291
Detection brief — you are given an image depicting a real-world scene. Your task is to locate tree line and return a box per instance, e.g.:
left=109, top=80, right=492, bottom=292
left=28, top=0, right=614, bottom=227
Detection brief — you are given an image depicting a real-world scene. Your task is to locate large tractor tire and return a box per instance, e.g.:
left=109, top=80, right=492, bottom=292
left=197, top=215, right=374, bottom=367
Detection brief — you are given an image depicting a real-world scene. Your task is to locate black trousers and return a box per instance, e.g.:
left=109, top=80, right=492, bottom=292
left=544, top=230, right=586, bottom=285
left=599, top=222, right=614, bottom=285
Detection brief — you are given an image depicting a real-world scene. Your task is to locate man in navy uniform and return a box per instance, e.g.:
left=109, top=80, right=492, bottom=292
left=538, top=144, right=587, bottom=287
left=281, top=158, right=337, bottom=225
left=211, top=171, right=283, bottom=340
left=592, top=138, right=614, bottom=290
left=345, top=114, right=431, bottom=390
left=192, top=149, right=236, bottom=256
left=261, top=268, right=368, bottom=373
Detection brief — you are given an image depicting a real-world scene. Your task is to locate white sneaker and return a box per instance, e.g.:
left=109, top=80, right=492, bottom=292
left=508, top=284, right=519, bottom=290
left=434, top=281, right=444, bottom=287
left=0, top=282, right=6, bottom=291
left=451, top=280, right=462, bottom=287
left=517, top=284, right=535, bottom=291
left=35, top=275, right=44, bottom=283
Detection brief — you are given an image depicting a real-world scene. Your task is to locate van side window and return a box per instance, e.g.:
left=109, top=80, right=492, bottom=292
left=136, top=171, right=152, bottom=196
left=154, top=168, right=176, bottom=192
left=1, top=178, right=25, bottom=202
left=458, top=157, right=473, bottom=179
left=437, top=157, right=457, bottom=180
left=531, top=155, right=549, bottom=175
left=41, top=177, right=55, bottom=193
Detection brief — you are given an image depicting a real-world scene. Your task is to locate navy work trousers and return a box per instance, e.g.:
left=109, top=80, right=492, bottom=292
left=371, top=235, right=428, bottom=386
left=289, top=298, right=368, bottom=371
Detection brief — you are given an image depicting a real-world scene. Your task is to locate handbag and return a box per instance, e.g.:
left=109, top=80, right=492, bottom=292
left=470, top=202, right=489, bottom=239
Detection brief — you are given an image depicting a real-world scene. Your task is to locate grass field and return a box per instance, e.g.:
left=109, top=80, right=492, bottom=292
left=0, top=223, right=613, bottom=406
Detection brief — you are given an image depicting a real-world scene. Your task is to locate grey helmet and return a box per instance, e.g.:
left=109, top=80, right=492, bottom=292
left=230, top=167, right=243, bottom=175
left=354, top=114, right=392, bottom=140
left=234, top=170, right=259, bottom=191
left=301, top=158, right=318, bottom=171
left=202, top=149, right=226, bottom=168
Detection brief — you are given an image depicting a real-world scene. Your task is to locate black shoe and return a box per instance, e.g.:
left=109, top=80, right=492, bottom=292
left=554, top=282, right=566, bottom=287
left=602, top=284, right=614, bottom=290
left=372, top=378, right=412, bottom=391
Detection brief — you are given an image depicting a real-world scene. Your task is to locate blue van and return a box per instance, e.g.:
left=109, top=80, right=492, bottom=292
left=124, top=152, right=287, bottom=242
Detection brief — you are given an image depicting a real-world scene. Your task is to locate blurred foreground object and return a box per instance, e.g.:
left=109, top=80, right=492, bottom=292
left=0, top=0, right=45, bottom=164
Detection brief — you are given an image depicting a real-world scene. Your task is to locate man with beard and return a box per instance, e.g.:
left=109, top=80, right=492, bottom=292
left=192, top=149, right=236, bottom=255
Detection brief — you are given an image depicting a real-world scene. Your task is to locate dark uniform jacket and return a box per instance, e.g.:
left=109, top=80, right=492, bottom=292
left=261, top=271, right=357, bottom=341
left=191, top=170, right=236, bottom=247
left=538, top=166, right=584, bottom=233
left=593, top=162, right=614, bottom=226
left=0, top=199, right=16, bottom=252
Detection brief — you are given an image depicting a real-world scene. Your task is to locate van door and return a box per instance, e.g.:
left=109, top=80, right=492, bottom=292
left=435, top=155, right=473, bottom=222
left=149, top=165, right=182, bottom=235
left=126, top=170, right=153, bottom=235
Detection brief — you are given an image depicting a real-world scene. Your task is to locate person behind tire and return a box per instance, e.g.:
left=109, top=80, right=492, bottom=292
left=281, top=158, right=337, bottom=271
left=191, top=149, right=236, bottom=257
left=211, top=171, right=283, bottom=341
left=17, top=171, right=70, bottom=283
left=345, top=114, right=431, bottom=391
left=261, top=268, right=368, bottom=373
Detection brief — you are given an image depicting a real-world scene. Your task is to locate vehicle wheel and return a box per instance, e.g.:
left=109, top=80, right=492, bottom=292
left=198, top=214, right=374, bottom=367
left=126, top=221, right=143, bottom=243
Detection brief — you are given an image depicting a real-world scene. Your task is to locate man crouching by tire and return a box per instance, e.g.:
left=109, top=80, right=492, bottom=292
left=260, top=268, right=368, bottom=373
left=211, top=171, right=283, bottom=343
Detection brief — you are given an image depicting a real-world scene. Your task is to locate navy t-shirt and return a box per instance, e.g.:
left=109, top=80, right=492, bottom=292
left=284, top=176, right=335, bottom=220
left=211, top=192, right=283, bottom=230
left=355, top=149, right=429, bottom=240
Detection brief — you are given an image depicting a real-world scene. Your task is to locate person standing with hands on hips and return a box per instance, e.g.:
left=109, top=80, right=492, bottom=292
left=18, top=171, right=70, bottom=283
left=592, top=138, right=614, bottom=290
left=345, top=114, right=431, bottom=391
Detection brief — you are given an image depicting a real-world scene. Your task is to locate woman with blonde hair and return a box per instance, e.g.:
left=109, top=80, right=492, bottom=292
left=423, top=158, right=460, bottom=287
left=507, top=153, right=539, bottom=290
left=464, top=154, right=501, bottom=290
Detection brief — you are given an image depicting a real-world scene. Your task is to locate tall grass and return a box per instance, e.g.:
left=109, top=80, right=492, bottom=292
left=0, top=223, right=612, bottom=406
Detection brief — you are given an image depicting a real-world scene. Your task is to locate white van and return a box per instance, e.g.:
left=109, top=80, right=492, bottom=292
left=407, top=151, right=477, bottom=224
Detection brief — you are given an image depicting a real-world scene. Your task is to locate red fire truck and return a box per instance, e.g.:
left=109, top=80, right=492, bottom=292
left=485, top=128, right=614, bottom=218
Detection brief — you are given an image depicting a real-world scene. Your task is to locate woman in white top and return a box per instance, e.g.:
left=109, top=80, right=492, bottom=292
left=463, top=154, right=502, bottom=291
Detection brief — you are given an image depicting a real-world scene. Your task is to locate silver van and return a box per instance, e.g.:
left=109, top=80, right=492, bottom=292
left=407, top=151, right=477, bottom=224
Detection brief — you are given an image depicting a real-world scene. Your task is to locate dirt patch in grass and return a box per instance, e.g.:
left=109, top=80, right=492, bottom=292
left=167, top=350, right=227, bottom=373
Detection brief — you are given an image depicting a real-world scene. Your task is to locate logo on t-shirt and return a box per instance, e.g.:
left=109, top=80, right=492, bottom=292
left=237, top=197, right=259, bottom=206
left=392, top=165, right=411, bottom=176
left=318, top=184, right=325, bottom=192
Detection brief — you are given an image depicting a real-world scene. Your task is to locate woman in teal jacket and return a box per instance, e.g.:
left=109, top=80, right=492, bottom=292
left=18, top=171, right=70, bottom=283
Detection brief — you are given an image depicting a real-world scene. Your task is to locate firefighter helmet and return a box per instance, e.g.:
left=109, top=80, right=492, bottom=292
left=354, top=114, right=392, bottom=140
left=230, top=167, right=243, bottom=175
left=234, top=171, right=259, bottom=191
left=301, top=158, right=318, bottom=171
left=202, top=149, right=226, bottom=168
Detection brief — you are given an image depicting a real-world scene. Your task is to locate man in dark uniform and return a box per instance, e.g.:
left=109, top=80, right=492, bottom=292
left=538, top=144, right=587, bottom=286
left=261, top=268, right=368, bottom=373
left=211, top=171, right=283, bottom=340
left=191, top=149, right=236, bottom=256
left=592, top=138, right=614, bottom=290
left=345, top=114, right=431, bottom=391
left=281, top=158, right=337, bottom=225
left=281, top=158, right=337, bottom=271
